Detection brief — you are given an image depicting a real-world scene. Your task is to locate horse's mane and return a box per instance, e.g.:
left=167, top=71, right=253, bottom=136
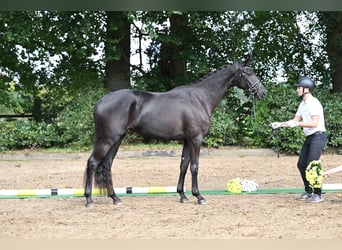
left=169, top=63, right=234, bottom=91
left=193, top=63, right=233, bottom=84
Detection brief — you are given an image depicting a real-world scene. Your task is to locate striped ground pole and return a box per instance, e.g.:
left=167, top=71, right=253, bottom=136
left=0, top=186, right=180, bottom=199
left=1, top=184, right=341, bottom=199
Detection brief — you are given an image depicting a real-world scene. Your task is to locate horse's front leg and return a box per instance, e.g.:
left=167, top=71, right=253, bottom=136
left=189, top=139, right=206, bottom=205
left=190, top=162, right=206, bottom=205
left=177, top=142, right=190, bottom=203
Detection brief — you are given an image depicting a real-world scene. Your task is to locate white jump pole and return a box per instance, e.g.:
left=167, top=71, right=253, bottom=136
left=0, top=186, right=181, bottom=198
left=322, top=183, right=342, bottom=190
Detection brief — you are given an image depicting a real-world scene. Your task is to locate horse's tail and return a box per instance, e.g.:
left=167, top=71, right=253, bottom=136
left=92, top=146, right=117, bottom=194
left=92, top=137, right=125, bottom=193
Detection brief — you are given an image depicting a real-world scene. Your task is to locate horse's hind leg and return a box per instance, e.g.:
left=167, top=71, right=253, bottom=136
left=106, top=172, right=121, bottom=205
left=177, top=141, right=190, bottom=203
left=84, top=153, right=103, bottom=208
left=85, top=143, right=112, bottom=207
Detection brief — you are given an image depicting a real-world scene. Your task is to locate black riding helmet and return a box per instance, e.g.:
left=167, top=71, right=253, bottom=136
left=295, top=76, right=315, bottom=92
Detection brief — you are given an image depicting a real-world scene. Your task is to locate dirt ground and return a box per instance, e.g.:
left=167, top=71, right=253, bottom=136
left=0, top=146, right=342, bottom=239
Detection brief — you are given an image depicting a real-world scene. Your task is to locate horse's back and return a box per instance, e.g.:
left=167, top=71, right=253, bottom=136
left=95, top=88, right=187, bottom=115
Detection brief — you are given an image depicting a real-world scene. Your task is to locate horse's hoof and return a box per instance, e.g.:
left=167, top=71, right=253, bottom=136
left=180, top=198, right=188, bottom=203
left=197, top=199, right=206, bottom=205
left=113, top=199, right=122, bottom=205
left=86, top=202, right=93, bottom=208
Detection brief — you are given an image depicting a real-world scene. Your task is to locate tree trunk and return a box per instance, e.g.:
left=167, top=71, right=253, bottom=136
left=104, top=11, right=131, bottom=91
left=322, top=12, right=342, bottom=93
left=158, top=13, right=188, bottom=90
left=331, top=61, right=342, bottom=93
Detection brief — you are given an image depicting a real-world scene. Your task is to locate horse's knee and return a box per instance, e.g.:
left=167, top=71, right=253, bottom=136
left=190, top=164, right=199, bottom=176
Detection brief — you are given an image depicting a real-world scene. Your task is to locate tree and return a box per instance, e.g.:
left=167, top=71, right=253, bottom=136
left=248, top=11, right=329, bottom=84
left=1, top=11, right=341, bottom=151
left=133, top=11, right=256, bottom=91
left=135, top=11, right=329, bottom=91
left=131, top=11, right=192, bottom=91
left=1, top=11, right=340, bottom=120
left=157, top=12, right=189, bottom=90
left=318, top=11, right=342, bottom=93
left=0, top=11, right=105, bottom=120
left=104, top=11, right=131, bottom=91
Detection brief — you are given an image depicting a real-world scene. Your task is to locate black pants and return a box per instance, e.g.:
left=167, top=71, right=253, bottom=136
left=297, top=132, right=326, bottom=195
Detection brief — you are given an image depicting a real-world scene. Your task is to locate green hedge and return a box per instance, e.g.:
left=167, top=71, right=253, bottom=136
left=54, top=86, right=106, bottom=149
left=0, top=84, right=341, bottom=154
left=0, top=86, right=106, bottom=151
left=0, top=120, right=58, bottom=150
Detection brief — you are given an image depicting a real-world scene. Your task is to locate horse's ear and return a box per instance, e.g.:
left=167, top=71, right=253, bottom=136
left=242, top=55, right=252, bottom=67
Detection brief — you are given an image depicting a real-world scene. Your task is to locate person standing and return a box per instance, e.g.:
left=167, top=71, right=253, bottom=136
left=273, top=76, right=326, bottom=202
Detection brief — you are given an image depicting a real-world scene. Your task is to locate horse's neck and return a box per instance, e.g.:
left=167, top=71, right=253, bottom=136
left=199, top=64, right=237, bottom=113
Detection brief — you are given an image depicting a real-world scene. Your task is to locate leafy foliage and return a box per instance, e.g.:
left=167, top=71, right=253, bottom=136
left=0, top=84, right=106, bottom=151
left=315, top=86, right=342, bottom=153
left=0, top=120, right=58, bottom=150
left=0, top=11, right=341, bottom=154
left=203, top=96, right=241, bottom=148
left=54, top=85, right=107, bottom=149
left=0, top=11, right=105, bottom=118
left=243, top=83, right=305, bottom=154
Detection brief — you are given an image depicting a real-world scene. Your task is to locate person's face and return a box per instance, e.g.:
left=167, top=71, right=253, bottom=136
left=296, top=86, right=304, bottom=96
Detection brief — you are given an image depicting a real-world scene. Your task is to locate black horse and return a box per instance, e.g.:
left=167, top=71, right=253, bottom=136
left=84, top=60, right=266, bottom=207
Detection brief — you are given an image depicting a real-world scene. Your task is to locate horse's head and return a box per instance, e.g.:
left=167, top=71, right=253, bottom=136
left=233, top=61, right=266, bottom=100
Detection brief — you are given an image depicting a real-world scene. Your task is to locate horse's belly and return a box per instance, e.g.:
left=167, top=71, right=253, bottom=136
left=133, top=115, right=184, bottom=140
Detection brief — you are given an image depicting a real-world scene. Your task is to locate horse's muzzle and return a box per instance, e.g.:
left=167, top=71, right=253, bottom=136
left=257, top=90, right=266, bottom=100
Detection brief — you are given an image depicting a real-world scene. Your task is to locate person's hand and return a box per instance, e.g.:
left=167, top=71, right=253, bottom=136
left=284, top=120, right=299, bottom=128
left=271, top=120, right=299, bottom=129
left=270, top=122, right=284, bottom=129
